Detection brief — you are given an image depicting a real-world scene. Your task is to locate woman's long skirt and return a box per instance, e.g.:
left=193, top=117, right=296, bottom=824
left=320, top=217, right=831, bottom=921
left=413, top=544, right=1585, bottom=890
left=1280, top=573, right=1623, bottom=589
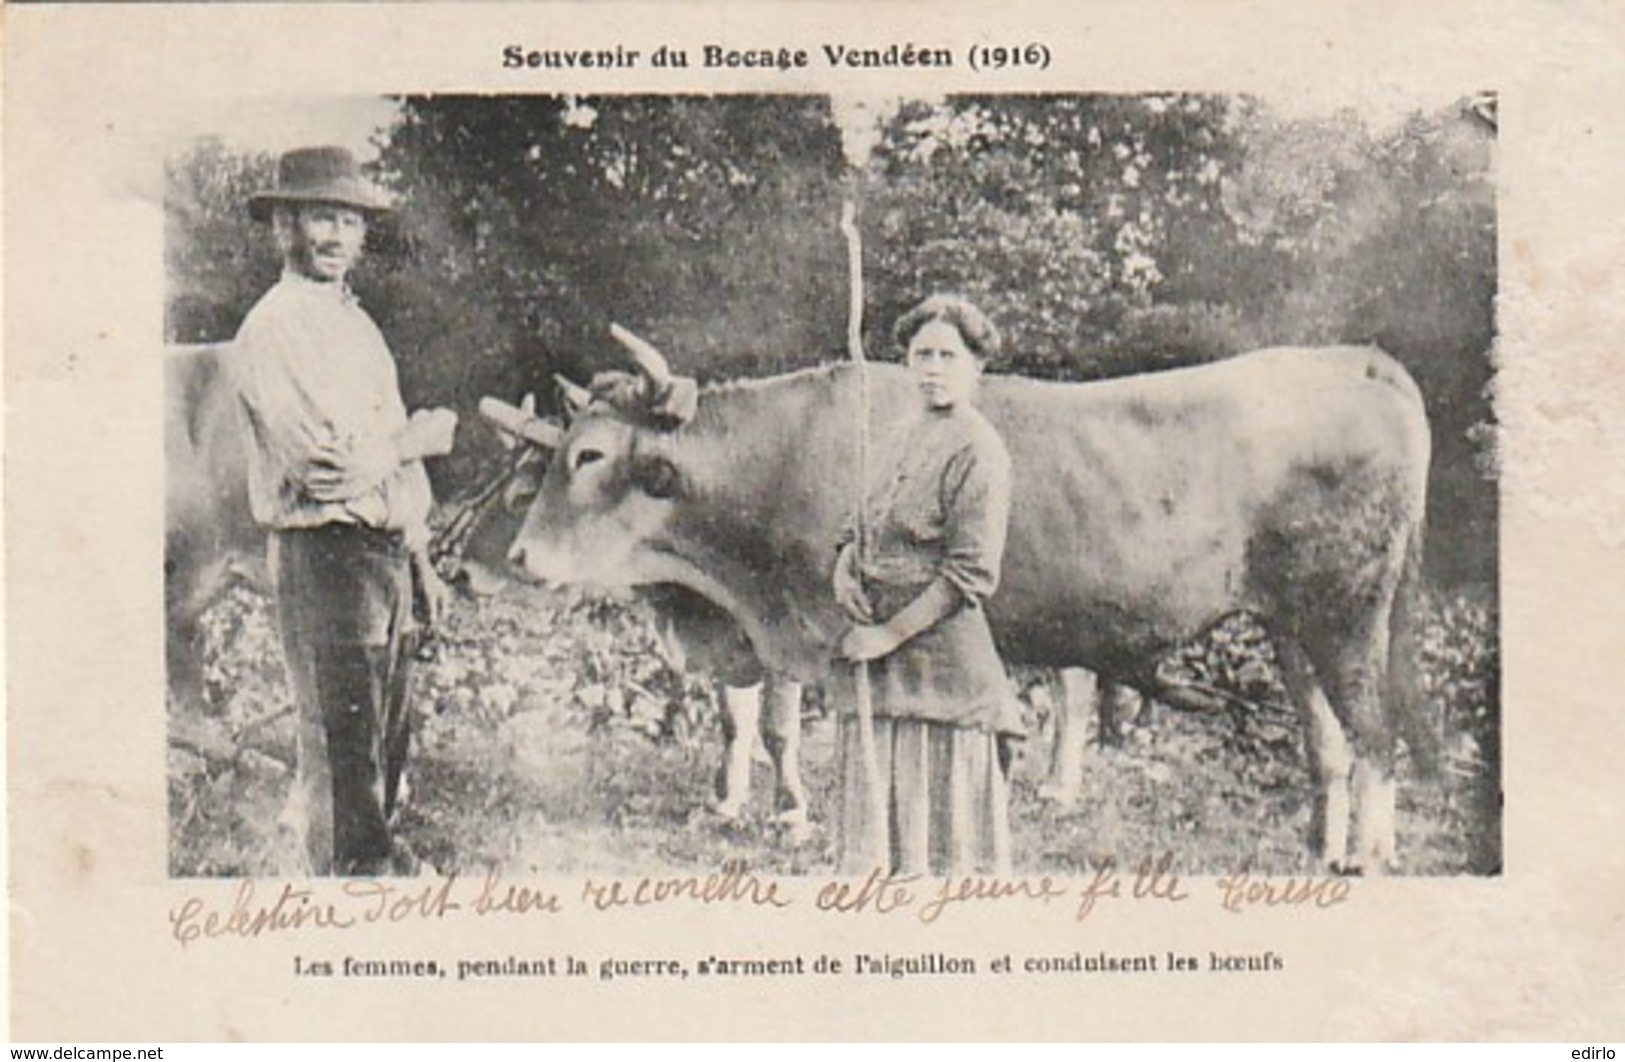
left=837, top=714, right=1011, bottom=877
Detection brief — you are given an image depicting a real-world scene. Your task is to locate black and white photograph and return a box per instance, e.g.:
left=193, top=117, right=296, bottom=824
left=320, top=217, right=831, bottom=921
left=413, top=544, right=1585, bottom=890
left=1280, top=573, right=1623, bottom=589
left=164, top=92, right=1501, bottom=881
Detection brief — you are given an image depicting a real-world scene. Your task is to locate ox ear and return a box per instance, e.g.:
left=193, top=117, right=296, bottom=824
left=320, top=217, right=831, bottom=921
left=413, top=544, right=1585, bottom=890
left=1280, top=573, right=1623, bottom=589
left=503, top=459, right=543, bottom=514
left=633, top=454, right=682, bottom=500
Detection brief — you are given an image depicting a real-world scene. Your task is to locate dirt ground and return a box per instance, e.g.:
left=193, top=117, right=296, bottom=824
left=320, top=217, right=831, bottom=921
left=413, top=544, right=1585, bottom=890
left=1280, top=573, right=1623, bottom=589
left=169, top=580, right=1500, bottom=880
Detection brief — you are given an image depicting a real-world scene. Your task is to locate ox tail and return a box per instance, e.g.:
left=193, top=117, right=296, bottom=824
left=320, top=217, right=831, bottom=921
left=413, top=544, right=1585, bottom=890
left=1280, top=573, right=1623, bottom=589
left=1388, top=519, right=1440, bottom=778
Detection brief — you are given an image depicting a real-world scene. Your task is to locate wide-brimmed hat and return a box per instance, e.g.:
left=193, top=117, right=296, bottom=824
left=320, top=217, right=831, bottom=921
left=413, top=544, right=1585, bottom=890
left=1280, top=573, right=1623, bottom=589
left=248, top=146, right=393, bottom=223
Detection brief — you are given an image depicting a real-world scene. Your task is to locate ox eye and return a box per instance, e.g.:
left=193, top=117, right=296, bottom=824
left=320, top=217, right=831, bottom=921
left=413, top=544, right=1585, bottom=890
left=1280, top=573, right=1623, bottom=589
left=572, top=447, right=605, bottom=472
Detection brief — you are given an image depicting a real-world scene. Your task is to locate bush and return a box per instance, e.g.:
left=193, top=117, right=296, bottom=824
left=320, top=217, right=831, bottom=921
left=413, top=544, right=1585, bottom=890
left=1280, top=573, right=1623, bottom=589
left=1415, top=587, right=1500, bottom=774
left=1104, top=301, right=1251, bottom=375
left=1147, top=587, right=1499, bottom=779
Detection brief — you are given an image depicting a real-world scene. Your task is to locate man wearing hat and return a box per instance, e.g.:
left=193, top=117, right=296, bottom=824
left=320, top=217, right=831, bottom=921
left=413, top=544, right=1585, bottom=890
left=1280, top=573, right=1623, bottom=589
left=232, top=145, right=457, bottom=876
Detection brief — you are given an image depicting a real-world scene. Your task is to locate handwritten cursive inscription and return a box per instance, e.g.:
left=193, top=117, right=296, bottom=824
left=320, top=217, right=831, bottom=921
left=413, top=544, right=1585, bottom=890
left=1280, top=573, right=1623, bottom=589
left=170, top=881, right=354, bottom=946
left=167, top=854, right=1355, bottom=949
left=342, top=875, right=460, bottom=923
left=814, top=868, right=920, bottom=914
left=919, top=874, right=1067, bottom=924
left=472, top=867, right=564, bottom=916
left=1215, top=868, right=1353, bottom=913
left=581, top=859, right=791, bottom=911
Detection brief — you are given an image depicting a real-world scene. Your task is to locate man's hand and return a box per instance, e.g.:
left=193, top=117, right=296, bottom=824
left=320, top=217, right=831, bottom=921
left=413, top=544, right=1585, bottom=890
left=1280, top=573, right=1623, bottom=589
left=305, top=434, right=399, bottom=503
left=400, top=408, right=459, bottom=461
left=832, top=543, right=874, bottom=623
left=837, top=622, right=900, bottom=663
left=304, top=408, right=458, bottom=504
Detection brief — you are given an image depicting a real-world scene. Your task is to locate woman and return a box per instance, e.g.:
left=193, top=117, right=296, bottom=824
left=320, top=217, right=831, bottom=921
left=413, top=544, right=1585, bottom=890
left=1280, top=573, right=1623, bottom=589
left=832, top=293, right=1023, bottom=877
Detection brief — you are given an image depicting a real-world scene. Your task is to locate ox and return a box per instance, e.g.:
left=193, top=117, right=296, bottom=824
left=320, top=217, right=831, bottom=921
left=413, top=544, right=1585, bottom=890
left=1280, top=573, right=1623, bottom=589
left=477, top=397, right=1128, bottom=827
left=468, top=482, right=1137, bottom=827
left=459, top=457, right=813, bottom=827
left=501, top=333, right=1433, bottom=873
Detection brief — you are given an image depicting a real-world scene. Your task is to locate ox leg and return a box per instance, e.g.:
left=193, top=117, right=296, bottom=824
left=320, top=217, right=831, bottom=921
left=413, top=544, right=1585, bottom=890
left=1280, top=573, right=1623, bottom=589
left=1352, top=759, right=1399, bottom=873
left=712, top=683, right=761, bottom=821
left=166, top=608, right=208, bottom=713
left=1327, top=635, right=1400, bottom=874
left=1276, top=642, right=1354, bottom=873
left=1039, top=667, right=1098, bottom=805
left=165, top=553, right=235, bottom=716
left=165, top=608, right=240, bottom=764
left=1096, top=673, right=1124, bottom=748
left=1099, top=680, right=1144, bottom=748
left=165, top=558, right=240, bottom=763
left=761, top=678, right=808, bottom=834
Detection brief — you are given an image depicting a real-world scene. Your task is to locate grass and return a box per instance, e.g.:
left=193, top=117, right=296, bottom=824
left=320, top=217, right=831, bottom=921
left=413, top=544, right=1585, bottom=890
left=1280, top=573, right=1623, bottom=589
left=169, top=580, right=1500, bottom=879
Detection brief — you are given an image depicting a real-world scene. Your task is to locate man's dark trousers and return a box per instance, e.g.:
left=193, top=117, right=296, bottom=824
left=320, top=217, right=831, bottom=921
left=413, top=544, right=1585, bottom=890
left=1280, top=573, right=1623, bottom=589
left=271, top=524, right=414, bottom=876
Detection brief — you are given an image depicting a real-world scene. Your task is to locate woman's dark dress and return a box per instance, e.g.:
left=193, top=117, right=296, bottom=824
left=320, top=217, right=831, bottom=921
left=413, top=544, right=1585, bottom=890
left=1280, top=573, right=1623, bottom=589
left=834, top=402, right=1021, bottom=875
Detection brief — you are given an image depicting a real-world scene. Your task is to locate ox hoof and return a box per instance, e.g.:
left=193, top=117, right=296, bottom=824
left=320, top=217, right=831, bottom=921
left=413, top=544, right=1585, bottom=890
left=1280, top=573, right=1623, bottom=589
left=390, top=839, right=440, bottom=879
left=269, top=816, right=315, bottom=878
left=1320, top=859, right=1369, bottom=878
left=387, top=774, right=413, bottom=827
left=773, top=808, right=811, bottom=844
left=1333, top=855, right=1397, bottom=877
left=706, top=797, right=747, bottom=823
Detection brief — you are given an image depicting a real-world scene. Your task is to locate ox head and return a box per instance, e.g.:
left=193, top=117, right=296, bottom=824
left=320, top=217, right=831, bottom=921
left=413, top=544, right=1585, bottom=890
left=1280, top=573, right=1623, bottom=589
left=482, top=326, right=700, bottom=590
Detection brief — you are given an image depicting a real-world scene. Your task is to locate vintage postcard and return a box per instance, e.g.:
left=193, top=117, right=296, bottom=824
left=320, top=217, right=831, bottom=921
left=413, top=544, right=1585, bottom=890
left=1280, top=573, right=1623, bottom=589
left=5, top=0, right=1623, bottom=1042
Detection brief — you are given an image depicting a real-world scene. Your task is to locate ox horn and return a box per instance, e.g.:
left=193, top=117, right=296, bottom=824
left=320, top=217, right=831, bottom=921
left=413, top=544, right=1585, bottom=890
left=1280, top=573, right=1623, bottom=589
left=554, top=373, right=592, bottom=414
left=478, top=396, right=564, bottom=450
left=610, top=323, right=673, bottom=393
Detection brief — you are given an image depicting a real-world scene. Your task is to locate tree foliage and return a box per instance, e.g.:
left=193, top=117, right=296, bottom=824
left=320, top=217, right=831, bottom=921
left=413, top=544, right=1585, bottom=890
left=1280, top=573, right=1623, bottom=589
left=862, top=94, right=1243, bottom=375
left=375, top=96, right=850, bottom=386
left=165, top=138, right=280, bottom=343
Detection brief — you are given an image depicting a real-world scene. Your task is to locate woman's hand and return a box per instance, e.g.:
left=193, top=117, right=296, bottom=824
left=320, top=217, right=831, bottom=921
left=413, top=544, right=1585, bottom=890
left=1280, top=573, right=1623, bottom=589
left=837, top=623, right=900, bottom=663
left=832, top=543, right=874, bottom=623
